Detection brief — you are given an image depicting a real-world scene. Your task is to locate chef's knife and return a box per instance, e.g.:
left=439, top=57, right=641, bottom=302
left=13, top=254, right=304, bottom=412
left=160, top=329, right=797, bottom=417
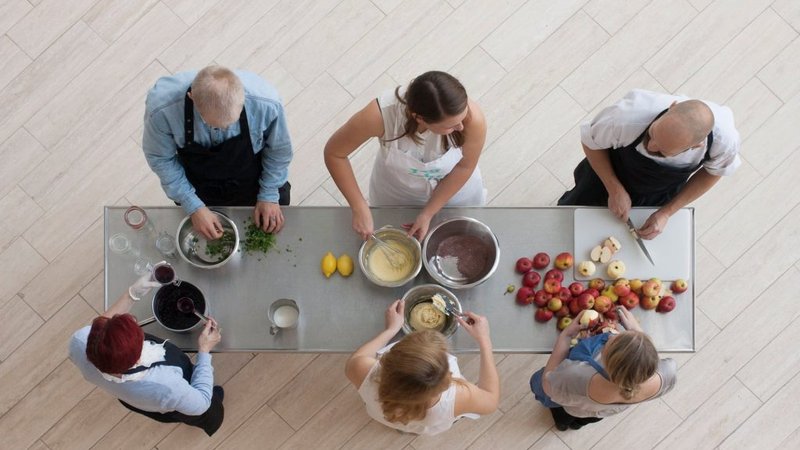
left=626, top=218, right=655, bottom=266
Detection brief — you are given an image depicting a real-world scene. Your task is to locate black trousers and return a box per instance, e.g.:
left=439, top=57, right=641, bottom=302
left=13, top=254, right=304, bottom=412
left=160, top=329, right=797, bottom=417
left=549, top=406, right=603, bottom=430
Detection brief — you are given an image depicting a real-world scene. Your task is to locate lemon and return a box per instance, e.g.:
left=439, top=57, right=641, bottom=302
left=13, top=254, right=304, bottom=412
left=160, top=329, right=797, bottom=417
left=321, top=252, right=337, bottom=278
left=337, top=253, right=354, bottom=277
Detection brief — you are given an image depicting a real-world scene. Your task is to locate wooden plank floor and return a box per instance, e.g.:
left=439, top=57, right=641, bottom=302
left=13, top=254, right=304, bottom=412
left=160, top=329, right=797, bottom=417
left=1, top=0, right=798, bottom=448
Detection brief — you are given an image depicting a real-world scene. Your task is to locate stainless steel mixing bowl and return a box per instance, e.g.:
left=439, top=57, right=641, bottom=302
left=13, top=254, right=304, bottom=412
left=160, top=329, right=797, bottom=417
left=401, top=284, right=462, bottom=337
left=176, top=210, right=240, bottom=269
left=358, top=226, right=422, bottom=287
left=422, top=216, right=500, bottom=289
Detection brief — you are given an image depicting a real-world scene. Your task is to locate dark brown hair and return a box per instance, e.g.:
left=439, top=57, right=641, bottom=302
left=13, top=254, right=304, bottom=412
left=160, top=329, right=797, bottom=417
left=390, top=71, right=468, bottom=149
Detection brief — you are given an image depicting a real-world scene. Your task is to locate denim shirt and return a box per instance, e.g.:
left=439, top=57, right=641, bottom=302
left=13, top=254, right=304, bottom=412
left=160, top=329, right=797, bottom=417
left=143, top=70, right=293, bottom=214
left=69, top=326, right=215, bottom=416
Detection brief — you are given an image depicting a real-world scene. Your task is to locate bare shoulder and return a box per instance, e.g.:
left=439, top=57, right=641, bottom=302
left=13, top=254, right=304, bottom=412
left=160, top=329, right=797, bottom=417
left=348, top=99, right=385, bottom=139
left=465, top=100, right=486, bottom=130
left=345, top=355, right=378, bottom=389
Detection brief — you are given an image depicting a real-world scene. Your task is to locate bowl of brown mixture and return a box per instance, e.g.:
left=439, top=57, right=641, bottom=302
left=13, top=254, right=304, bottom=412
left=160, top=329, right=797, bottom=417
left=422, top=217, right=500, bottom=289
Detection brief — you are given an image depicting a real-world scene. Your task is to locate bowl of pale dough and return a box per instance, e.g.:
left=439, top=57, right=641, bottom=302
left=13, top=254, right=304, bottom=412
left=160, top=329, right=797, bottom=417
left=401, top=284, right=462, bottom=337
left=358, top=226, right=422, bottom=287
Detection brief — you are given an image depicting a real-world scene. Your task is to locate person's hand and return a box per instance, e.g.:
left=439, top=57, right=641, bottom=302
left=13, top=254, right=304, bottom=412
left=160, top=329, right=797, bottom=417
left=191, top=207, right=224, bottom=240
left=385, top=299, right=405, bottom=333
left=254, top=201, right=284, bottom=233
left=198, top=317, right=222, bottom=353
left=457, top=312, right=491, bottom=347
left=616, top=306, right=643, bottom=332
left=128, top=274, right=161, bottom=301
left=560, top=310, right=585, bottom=338
left=638, top=209, right=669, bottom=240
left=352, top=206, right=374, bottom=240
left=607, top=187, right=632, bottom=222
left=403, top=211, right=433, bottom=240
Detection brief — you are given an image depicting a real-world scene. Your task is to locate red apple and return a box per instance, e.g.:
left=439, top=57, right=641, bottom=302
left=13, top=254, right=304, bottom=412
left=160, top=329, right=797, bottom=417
left=576, top=292, right=595, bottom=310
left=568, top=298, right=581, bottom=316
left=614, top=278, right=630, bottom=288
left=535, top=307, right=554, bottom=322
left=657, top=296, right=676, bottom=313
left=554, top=252, right=574, bottom=270
left=604, top=308, right=619, bottom=321
left=544, top=269, right=564, bottom=282
left=588, top=278, right=605, bottom=291
left=613, top=283, right=631, bottom=297
left=515, top=286, right=535, bottom=305
left=585, top=288, right=600, bottom=299
left=579, top=309, right=600, bottom=328
left=568, top=282, right=585, bottom=297
left=642, top=278, right=661, bottom=297
left=515, top=257, right=533, bottom=274
left=619, top=292, right=639, bottom=310
left=522, top=271, right=541, bottom=288
left=555, top=305, right=570, bottom=318
left=641, top=294, right=661, bottom=310
left=533, top=290, right=552, bottom=308
left=593, top=295, right=613, bottom=313
left=544, top=278, right=562, bottom=295
left=671, top=279, right=688, bottom=294
left=557, top=316, right=573, bottom=330
left=547, top=297, right=563, bottom=312
left=557, top=287, right=572, bottom=302
left=532, top=252, right=550, bottom=270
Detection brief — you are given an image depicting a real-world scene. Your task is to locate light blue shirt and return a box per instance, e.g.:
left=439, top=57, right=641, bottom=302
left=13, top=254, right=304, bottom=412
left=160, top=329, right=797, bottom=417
left=143, top=70, right=293, bottom=214
left=69, top=327, right=214, bottom=416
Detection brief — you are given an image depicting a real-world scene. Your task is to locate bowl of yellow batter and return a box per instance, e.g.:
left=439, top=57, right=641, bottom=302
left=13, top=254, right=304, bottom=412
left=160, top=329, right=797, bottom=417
left=358, top=226, right=422, bottom=287
left=401, top=284, right=461, bottom=337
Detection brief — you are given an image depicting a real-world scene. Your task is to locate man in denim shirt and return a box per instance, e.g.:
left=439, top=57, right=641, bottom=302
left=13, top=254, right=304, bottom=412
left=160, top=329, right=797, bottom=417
left=143, top=66, right=293, bottom=239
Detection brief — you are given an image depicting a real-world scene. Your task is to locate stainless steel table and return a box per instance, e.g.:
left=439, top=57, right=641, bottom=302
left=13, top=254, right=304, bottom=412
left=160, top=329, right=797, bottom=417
left=104, top=206, right=694, bottom=353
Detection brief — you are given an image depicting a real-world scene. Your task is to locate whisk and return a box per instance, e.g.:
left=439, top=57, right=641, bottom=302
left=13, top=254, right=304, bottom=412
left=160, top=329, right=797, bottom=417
left=370, top=233, right=408, bottom=270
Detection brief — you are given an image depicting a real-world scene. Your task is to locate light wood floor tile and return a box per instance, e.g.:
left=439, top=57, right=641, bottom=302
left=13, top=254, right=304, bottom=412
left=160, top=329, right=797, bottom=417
left=205, top=352, right=256, bottom=385
left=480, top=11, right=608, bottom=146
left=123, top=172, right=176, bottom=207
left=161, top=0, right=220, bottom=26
left=494, top=354, right=549, bottom=413
left=593, top=399, right=682, bottom=448
left=773, top=0, right=800, bottom=31
left=0, top=295, right=94, bottom=416
left=298, top=187, right=341, bottom=206
left=676, top=9, right=797, bottom=102
left=7, top=0, right=97, bottom=58
left=156, top=353, right=314, bottom=450
left=467, top=400, right=551, bottom=450
left=0, top=359, right=94, bottom=450
left=28, top=440, right=51, bottom=450
left=328, top=0, right=452, bottom=97
left=25, top=4, right=185, bottom=149
left=655, top=377, right=761, bottom=448
left=259, top=61, right=304, bottom=105
left=79, top=271, right=105, bottom=315
left=687, top=0, right=712, bottom=12
left=449, top=47, right=506, bottom=101
left=0, top=294, right=43, bottom=362
left=0, top=22, right=106, bottom=145
left=725, top=77, right=783, bottom=141
left=739, top=92, right=800, bottom=176
left=277, top=386, right=373, bottom=450
left=480, top=0, right=584, bottom=71
left=692, top=156, right=760, bottom=237
left=82, top=0, right=160, bottom=43
left=695, top=242, right=724, bottom=295
left=0, top=186, right=45, bottom=237
left=644, top=0, right=773, bottom=92
left=0, top=35, right=31, bottom=91
left=528, top=431, right=569, bottom=450
left=667, top=267, right=800, bottom=417
left=737, top=313, right=800, bottom=402
left=0, top=129, right=47, bottom=200
left=284, top=73, right=353, bottom=151
left=488, top=161, right=566, bottom=207
left=0, top=0, right=31, bottom=35
left=386, top=0, right=527, bottom=85
left=216, top=403, right=294, bottom=450
left=278, top=0, right=384, bottom=87
left=758, top=36, right=800, bottom=103
left=0, top=237, right=48, bottom=307
left=19, top=219, right=103, bottom=319
left=91, top=411, right=178, bottom=450
left=341, top=421, right=416, bottom=450
left=268, top=354, right=351, bottom=429
left=41, top=388, right=128, bottom=450
left=410, top=408, right=503, bottom=450
left=583, top=0, right=651, bottom=35
left=720, top=371, right=800, bottom=449
left=561, top=0, right=695, bottom=111
left=371, top=0, right=403, bottom=15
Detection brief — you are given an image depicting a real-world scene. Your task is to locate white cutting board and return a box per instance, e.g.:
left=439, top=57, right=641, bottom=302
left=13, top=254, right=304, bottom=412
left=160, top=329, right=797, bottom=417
left=573, top=208, right=692, bottom=281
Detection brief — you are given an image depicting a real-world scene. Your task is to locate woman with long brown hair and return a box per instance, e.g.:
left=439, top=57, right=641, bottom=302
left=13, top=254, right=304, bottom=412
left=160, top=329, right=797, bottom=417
left=530, top=308, right=677, bottom=430
left=325, top=71, right=487, bottom=239
left=346, top=300, right=499, bottom=435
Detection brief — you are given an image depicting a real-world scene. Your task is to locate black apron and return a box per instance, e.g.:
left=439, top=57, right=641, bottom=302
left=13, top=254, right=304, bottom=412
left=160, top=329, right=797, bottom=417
left=118, top=334, right=224, bottom=436
left=177, top=89, right=290, bottom=206
left=558, top=109, right=712, bottom=207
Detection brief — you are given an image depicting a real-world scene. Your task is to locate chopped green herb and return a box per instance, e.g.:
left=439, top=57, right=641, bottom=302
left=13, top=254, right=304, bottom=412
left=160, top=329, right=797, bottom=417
left=205, top=231, right=236, bottom=261
left=242, top=218, right=277, bottom=255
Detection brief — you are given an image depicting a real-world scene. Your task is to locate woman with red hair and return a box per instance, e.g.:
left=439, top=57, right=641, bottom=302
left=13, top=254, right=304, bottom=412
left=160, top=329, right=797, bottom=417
left=69, top=276, right=225, bottom=435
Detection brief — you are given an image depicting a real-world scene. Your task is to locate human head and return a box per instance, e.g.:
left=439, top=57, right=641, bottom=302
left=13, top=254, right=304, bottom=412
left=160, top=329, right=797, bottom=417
left=602, top=330, right=659, bottom=400
left=86, top=314, right=144, bottom=374
left=190, top=65, right=245, bottom=128
left=645, top=99, right=714, bottom=157
left=394, top=71, right=469, bottom=147
left=378, top=330, right=452, bottom=424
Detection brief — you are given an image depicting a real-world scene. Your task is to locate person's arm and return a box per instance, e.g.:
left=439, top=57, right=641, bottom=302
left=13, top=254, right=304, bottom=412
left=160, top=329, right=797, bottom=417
left=454, top=312, right=499, bottom=416
left=638, top=168, right=720, bottom=239
left=406, top=101, right=487, bottom=240
left=168, top=318, right=221, bottom=416
left=253, top=101, right=293, bottom=233
left=542, top=310, right=584, bottom=397
left=101, top=275, right=161, bottom=319
left=345, top=299, right=404, bottom=388
left=583, top=143, right=632, bottom=222
left=324, top=100, right=385, bottom=240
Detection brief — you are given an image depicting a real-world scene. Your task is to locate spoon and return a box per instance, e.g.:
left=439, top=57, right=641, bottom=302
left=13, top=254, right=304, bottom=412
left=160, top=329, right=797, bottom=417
left=176, top=297, right=210, bottom=323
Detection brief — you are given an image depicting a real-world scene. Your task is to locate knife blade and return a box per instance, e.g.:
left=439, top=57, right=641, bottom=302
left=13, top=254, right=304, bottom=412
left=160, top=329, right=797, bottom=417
left=626, top=218, right=655, bottom=266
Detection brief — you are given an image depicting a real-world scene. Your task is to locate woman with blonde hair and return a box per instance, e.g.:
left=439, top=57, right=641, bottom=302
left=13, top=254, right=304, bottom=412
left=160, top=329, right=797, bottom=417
left=346, top=300, right=499, bottom=435
left=530, top=308, right=677, bottom=430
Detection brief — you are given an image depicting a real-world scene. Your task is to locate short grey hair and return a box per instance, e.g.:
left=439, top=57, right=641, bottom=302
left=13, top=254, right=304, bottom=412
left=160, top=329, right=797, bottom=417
left=191, top=66, right=245, bottom=126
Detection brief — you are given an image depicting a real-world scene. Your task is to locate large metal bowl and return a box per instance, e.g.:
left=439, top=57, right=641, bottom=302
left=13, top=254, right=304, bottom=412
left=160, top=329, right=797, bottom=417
left=358, top=226, right=422, bottom=287
left=401, top=284, right=461, bottom=337
left=176, top=211, right=239, bottom=269
left=422, top=216, right=500, bottom=289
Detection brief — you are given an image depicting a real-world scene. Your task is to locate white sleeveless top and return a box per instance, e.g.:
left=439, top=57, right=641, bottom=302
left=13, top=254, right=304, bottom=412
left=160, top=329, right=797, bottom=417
left=368, top=88, right=486, bottom=206
left=356, top=344, right=479, bottom=435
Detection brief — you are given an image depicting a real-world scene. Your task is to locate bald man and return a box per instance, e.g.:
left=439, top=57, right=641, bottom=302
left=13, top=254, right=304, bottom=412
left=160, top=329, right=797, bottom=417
left=558, top=89, right=740, bottom=239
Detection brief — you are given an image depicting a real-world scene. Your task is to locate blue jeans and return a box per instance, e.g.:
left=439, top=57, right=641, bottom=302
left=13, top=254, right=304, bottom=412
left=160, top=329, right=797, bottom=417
left=530, top=368, right=561, bottom=408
